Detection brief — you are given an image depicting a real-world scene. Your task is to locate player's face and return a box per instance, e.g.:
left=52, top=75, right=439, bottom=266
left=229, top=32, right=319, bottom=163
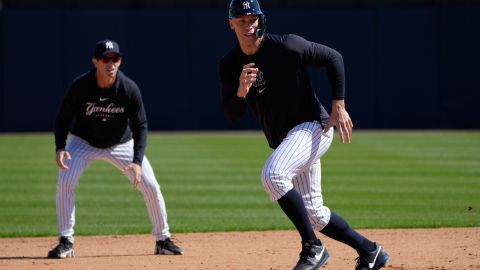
left=92, top=53, right=122, bottom=79
left=229, top=15, right=259, bottom=43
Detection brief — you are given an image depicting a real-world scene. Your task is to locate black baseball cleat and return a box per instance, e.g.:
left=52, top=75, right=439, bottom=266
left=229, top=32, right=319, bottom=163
left=355, top=243, right=390, bottom=270
left=293, top=239, right=330, bottom=270
left=47, top=237, right=75, bottom=259
left=154, top=238, right=184, bottom=255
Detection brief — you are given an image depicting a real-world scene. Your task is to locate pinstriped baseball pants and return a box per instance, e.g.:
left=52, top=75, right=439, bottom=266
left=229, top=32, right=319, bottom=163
left=56, top=134, right=171, bottom=242
left=261, top=121, right=334, bottom=231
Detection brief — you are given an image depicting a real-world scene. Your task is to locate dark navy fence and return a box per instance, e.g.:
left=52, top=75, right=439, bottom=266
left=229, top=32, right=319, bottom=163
left=1, top=7, right=479, bottom=131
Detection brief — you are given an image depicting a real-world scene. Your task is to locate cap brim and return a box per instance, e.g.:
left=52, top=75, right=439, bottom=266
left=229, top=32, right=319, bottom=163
left=101, top=51, right=121, bottom=57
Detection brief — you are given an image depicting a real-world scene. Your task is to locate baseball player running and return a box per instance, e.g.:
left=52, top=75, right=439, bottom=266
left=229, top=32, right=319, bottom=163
left=48, top=39, right=183, bottom=258
left=219, top=1, right=389, bottom=269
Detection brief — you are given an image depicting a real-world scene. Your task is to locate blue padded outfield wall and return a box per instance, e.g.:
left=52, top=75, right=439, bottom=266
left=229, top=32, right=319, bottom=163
left=1, top=7, right=479, bottom=131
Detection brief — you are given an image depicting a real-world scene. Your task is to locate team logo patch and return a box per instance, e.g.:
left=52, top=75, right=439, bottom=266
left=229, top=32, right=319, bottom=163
left=105, top=41, right=114, bottom=49
left=253, top=69, right=267, bottom=93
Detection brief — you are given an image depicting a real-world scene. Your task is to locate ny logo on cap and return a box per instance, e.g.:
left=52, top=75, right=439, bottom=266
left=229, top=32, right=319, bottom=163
left=242, top=1, right=250, bottom=9
left=105, top=41, right=114, bottom=49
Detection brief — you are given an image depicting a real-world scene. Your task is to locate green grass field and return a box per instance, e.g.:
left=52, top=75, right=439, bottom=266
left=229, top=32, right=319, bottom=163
left=0, top=131, right=478, bottom=237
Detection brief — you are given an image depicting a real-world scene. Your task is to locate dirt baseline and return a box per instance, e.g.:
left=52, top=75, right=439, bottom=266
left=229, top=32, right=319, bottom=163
left=0, top=228, right=479, bottom=270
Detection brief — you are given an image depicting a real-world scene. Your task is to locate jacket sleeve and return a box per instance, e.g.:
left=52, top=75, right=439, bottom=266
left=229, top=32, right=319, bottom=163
left=128, top=85, right=148, bottom=165
left=54, top=83, right=78, bottom=152
left=285, top=34, right=345, bottom=100
left=219, top=58, right=247, bottom=122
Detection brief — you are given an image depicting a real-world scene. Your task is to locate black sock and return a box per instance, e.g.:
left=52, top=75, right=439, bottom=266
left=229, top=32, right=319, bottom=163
left=320, top=211, right=376, bottom=255
left=277, top=189, right=317, bottom=243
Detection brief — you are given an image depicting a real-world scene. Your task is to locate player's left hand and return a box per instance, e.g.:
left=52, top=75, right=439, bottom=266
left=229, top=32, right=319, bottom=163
left=123, top=163, right=142, bottom=188
left=324, top=99, right=353, bottom=144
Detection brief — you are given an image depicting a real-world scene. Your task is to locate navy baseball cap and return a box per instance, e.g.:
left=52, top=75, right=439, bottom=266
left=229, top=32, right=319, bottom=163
left=94, top=39, right=121, bottom=59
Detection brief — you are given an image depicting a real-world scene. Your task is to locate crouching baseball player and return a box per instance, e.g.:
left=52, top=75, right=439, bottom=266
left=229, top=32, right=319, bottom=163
left=48, top=39, right=183, bottom=258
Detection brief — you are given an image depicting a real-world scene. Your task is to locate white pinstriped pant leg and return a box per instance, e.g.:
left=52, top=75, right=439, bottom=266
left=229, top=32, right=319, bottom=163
left=56, top=135, right=97, bottom=242
left=292, top=159, right=331, bottom=231
left=261, top=122, right=334, bottom=230
left=104, top=139, right=171, bottom=241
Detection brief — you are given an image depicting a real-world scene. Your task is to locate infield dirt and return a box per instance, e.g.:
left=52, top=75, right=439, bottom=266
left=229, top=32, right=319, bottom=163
left=1, top=227, right=479, bottom=270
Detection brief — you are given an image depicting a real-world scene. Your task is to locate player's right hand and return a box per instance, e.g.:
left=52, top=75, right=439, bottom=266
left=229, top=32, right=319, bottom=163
left=56, top=149, right=72, bottom=170
left=237, top=63, right=258, bottom=98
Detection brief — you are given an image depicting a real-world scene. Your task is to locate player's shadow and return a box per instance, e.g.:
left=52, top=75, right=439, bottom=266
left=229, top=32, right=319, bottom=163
left=0, top=256, right=46, bottom=260
left=78, top=254, right=152, bottom=258
left=0, top=254, right=150, bottom=260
